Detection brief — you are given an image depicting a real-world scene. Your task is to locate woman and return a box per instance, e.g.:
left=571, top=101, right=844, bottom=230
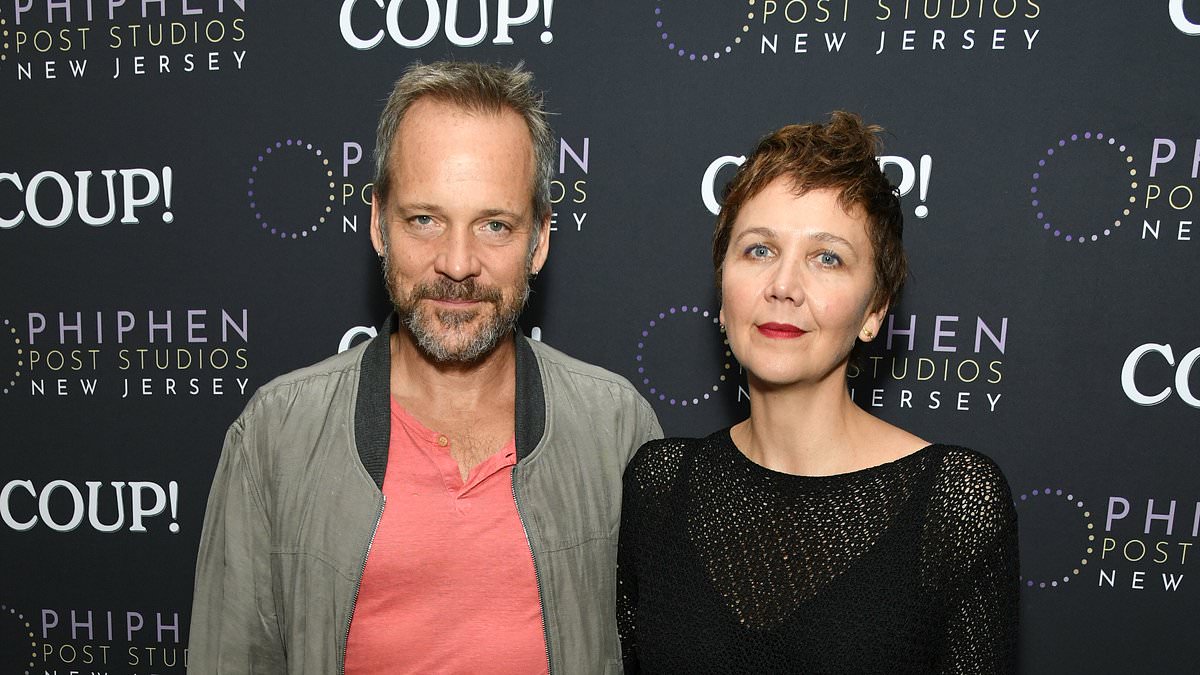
left=617, top=112, right=1019, bottom=673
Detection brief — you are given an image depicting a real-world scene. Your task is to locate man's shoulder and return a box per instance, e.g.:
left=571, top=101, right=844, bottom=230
left=240, top=340, right=368, bottom=421
left=258, top=340, right=365, bottom=395
left=526, top=337, right=659, bottom=419
left=527, top=337, right=639, bottom=394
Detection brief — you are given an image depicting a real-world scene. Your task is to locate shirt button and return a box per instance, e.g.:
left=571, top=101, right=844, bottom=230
left=437, top=435, right=449, bottom=447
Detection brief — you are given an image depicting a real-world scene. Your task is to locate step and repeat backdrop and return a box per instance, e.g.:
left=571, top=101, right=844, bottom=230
left=2, top=1, right=1198, bottom=673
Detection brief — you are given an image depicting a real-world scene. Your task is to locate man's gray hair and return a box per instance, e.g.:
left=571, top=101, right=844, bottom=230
left=373, top=60, right=555, bottom=230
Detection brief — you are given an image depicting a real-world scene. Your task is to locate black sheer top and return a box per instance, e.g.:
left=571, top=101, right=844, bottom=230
left=617, top=430, right=1019, bottom=674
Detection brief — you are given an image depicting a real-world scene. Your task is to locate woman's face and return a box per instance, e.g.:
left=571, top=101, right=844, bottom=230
left=719, top=179, right=886, bottom=389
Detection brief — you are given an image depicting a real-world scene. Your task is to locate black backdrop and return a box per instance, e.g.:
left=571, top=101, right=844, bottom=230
left=2, top=1, right=1199, bottom=672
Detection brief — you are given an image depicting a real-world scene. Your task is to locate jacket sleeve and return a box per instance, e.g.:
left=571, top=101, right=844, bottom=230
left=637, top=397, right=664, bottom=447
left=187, top=410, right=286, bottom=674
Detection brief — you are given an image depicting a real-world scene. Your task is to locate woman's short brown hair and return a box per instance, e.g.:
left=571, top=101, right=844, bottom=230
left=712, top=111, right=906, bottom=313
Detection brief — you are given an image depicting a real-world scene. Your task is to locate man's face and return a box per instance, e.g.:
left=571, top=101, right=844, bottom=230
left=371, top=98, right=550, bottom=363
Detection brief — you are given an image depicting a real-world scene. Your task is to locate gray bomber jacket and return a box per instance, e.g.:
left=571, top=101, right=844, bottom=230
left=188, top=316, right=662, bottom=674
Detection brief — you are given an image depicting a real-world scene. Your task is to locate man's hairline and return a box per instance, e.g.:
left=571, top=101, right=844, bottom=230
left=378, top=95, right=546, bottom=252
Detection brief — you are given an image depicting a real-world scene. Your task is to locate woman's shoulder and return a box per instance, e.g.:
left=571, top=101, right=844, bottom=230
left=924, top=445, right=1011, bottom=488
left=634, top=431, right=721, bottom=452
left=921, top=445, right=1016, bottom=526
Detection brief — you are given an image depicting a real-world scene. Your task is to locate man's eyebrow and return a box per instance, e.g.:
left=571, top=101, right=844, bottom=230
left=394, top=202, right=443, bottom=214
left=393, top=204, right=526, bottom=222
left=478, top=208, right=525, bottom=221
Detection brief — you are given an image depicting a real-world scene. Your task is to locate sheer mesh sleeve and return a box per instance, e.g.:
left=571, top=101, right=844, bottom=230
left=617, top=439, right=686, bottom=673
left=616, top=467, right=641, bottom=673
left=924, top=448, right=1020, bottom=674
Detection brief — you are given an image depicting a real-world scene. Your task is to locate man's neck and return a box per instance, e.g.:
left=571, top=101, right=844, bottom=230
left=388, top=330, right=518, bottom=418
left=388, top=330, right=519, bottom=481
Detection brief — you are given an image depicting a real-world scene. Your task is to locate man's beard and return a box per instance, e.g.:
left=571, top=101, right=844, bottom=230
left=382, top=252, right=530, bottom=364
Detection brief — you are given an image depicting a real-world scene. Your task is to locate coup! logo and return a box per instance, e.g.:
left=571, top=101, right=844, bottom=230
left=0, top=168, right=174, bottom=228
left=1170, top=0, right=1200, bottom=35
left=1, top=479, right=181, bottom=534
left=1121, top=343, right=1200, bottom=408
left=339, top=0, right=556, bottom=49
left=702, top=153, right=933, bottom=218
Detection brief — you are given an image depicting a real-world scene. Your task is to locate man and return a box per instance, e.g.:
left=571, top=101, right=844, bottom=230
left=188, top=61, right=662, bottom=674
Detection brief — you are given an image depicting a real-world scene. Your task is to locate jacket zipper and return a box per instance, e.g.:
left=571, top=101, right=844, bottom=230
left=512, top=466, right=553, bottom=675
left=339, top=495, right=385, bottom=675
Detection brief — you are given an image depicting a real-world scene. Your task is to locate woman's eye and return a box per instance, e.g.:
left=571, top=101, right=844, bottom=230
left=746, top=244, right=771, bottom=258
left=817, top=251, right=841, bottom=266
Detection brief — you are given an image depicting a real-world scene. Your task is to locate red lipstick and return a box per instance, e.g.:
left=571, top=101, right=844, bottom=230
left=756, top=322, right=806, bottom=339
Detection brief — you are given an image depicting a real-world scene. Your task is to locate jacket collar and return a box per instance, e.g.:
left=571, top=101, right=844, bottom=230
left=354, top=314, right=546, bottom=490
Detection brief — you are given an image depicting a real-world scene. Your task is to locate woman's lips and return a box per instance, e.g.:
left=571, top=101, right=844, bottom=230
left=756, top=322, right=806, bottom=339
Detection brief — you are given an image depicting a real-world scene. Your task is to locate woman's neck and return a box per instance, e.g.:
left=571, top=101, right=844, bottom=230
left=732, top=369, right=885, bottom=477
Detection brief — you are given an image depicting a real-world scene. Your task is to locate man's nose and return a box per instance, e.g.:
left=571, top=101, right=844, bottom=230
left=434, top=226, right=482, bottom=281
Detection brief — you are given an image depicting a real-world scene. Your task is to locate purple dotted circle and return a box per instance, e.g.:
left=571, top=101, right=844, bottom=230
left=655, top=0, right=750, bottom=61
left=247, top=138, right=334, bottom=240
left=1014, top=487, right=1094, bottom=589
left=1031, top=131, right=1136, bottom=244
left=638, top=305, right=731, bottom=407
left=2, top=318, right=20, bottom=395
left=1, top=602, right=37, bottom=674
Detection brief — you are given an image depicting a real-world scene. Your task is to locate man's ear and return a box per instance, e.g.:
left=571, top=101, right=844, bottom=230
left=530, top=213, right=551, bottom=274
left=369, top=196, right=385, bottom=256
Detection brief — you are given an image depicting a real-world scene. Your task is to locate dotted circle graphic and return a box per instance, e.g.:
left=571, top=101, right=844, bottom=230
left=247, top=139, right=334, bottom=240
left=3, top=318, right=22, bottom=395
left=1, top=11, right=10, bottom=64
left=655, top=0, right=753, bottom=61
left=1015, top=487, right=1094, bottom=589
left=637, top=305, right=733, bottom=406
left=1030, top=131, right=1137, bottom=244
left=1, top=603, right=37, bottom=674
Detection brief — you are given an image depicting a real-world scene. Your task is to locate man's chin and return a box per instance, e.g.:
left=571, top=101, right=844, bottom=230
left=418, top=331, right=506, bottom=364
left=405, top=316, right=501, bottom=362
left=431, top=307, right=483, bottom=328
left=396, top=297, right=524, bottom=362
